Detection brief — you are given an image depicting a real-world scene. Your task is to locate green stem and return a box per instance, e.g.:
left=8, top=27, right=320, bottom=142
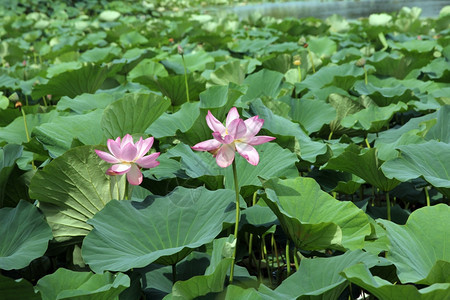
left=363, top=66, right=368, bottom=85
left=21, top=108, right=35, bottom=169
left=286, top=242, right=291, bottom=276
left=181, top=55, right=190, bottom=103
left=365, top=138, right=371, bottom=149
left=124, top=182, right=129, bottom=200
left=297, top=65, right=302, bottom=82
left=424, top=186, right=430, bottom=206
left=293, top=247, right=299, bottom=271
left=386, top=192, right=391, bottom=221
left=328, top=131, right=333, bottom=140
left=248, top=192, right=257, bottom=260
left=307, top=48, right=316, bottom=73
left=42, top=96, right=48, bottom=107
left=229, top=160, right=240, bottom=283
left=172, top=263, right=177, bottom=283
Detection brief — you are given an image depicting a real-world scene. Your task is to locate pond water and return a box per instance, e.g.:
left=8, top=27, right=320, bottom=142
left=229, top=0, right=449, bottom=19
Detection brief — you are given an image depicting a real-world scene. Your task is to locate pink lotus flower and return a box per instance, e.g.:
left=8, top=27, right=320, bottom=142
left=192, top=107, right=275, bottom=168
left=95, top=134, right=160, bottom=185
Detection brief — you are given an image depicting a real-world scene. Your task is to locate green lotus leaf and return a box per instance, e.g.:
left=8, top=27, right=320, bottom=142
left=210, top=60, right=248, bottom=86
left=425, top=105, right=449, bottom=143
left=0, top=144, right=23, bottom=207
left=29, top=145, right=126, bottom=241
left=283, top=97, right=336, bottom=134
left=0, top=93, right=8, bottom=110
left=101, top=93, right=170, bottom=139
left=99, top=10, right=121, bottom=22
left=353, top=80, right=419, bottom=107
left=249, top=99, right=327, bottom=163
left=241, top=205, right=278, bottom=235
left=296, top=63, right=365, bottom=93
left=80, top=45, right=122, bottom=63
left=82, top=186, right=235, bottom=273
left=309, top=36, right=337, bottom=58
left=366, top=51, right=430, bottom=79
left=341, top=102, right=408, bottom=132
left=162, top=50, right=214, bottom=73
left=0, top=110, right=59, bottom=145
left=275, top=250, right=385, bottom=299
left=0, top=200, right=52, bottom=270
left=119, top=31, right=148, bottom=47
left=328, top=93, right=364, bottom=136
left=261, top=53, right=292, bottom=74
left=127, top=59, right=168, bottom=85
left=241, top=69, right=284, bottom=102
left=377, top=204, right=450, bottom=284
left=165, top=142, right=298, bottom=194
left=309, top=169, right=364, bottom=194
left=263, top=177, right=371, bottom=250
left=32, top=63, right=110, bottom=99
left=342, top=264, right=450, bottom=300
left=33, top=109, right=105, bottom=157
left=381, top=141, right=450, bottom=190
left=57, top=93, right=122, bottom=114
left=35, top=268, right=129, bottom=300
left=146, top=102, right=200, bottom=139
left=0, top=274, right=40, bottom=300
left=322, top=144, right=400, bottom=191
left=170, top=236, right=235, bottom=299
left=146, top=73, right=206, bottom=106
left=389, top=39, right=437, bottom=54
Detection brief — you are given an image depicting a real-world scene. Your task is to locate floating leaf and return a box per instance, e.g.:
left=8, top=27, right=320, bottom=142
left=82, top=186, right=235, bottom=273
left=263, top=177, right=371, bottom=250
left=0, top=200, right=52, bottom=270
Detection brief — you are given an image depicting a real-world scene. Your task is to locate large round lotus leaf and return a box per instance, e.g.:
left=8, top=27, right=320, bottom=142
left=0, top=274, right=40, bottom=300
left=35, top=268, right=129, bottom=300
left=381, top=141, right=450, bottom=191
left=82, top=186, right=235, bottom=273
left=31, top=63, right=109, bottom=99
left=101, top=93, right=170, bottom=139
left=377, top=204, right=450, bottom=285
left=0, top=200, right=52, bottom=270
left=263, top=177, right=371, bottom=251
left=342, top=264, right=450, bottom=300
left=29, top=145, right=126, bottom=241
left=322, top=144, right=400, bottom=191
left=274, top=250, right=385, bottom=299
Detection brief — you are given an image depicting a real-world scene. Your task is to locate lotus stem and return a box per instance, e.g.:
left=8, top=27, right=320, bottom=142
left=262, top=234, right=272, bottom=286
left=20, top=106, right=35, bottom=169
left=42, top=96, right=48, bottom=107
left=248, top=192, right=257, bottom=263
left=286, top=242, right=291, bottom=276
left=307, top=48, right=316, bottom=73
left=172, top=263, right=177, bottom=283
left=293, top=247, right=299, bottom=271
left=229, top=160, right=240, bottom=283
left=363, top=66, right=368, bottom=85
left=386, top=192, right=391, bottom=221
left=328, top=131, right=333, bottom=140
left=297, top=65, right=302, bottom=82
left=365, top=138, right=371, bottom=149
left=181, top=54, right=190, bottom=103
left=424, top=186, right=430, bottom=206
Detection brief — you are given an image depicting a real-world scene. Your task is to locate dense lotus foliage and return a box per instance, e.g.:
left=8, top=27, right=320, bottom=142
left=0, top=0, right=449, bottom=299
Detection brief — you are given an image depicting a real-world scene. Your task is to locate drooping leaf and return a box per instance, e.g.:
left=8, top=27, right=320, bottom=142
left=322, top=144, right=400, bottom=191
left=36, top=268, right=129, bottom=300
left=342, top=264, right=450, bottom=300
left=101, top=93, right=170, bottom=139
left=33, top=109, right=105, bottom=157
left=29, top=145, right=126, bottom=241
left=82, top=186, right=235, bottom=273
left=210, top=60, right=247, bottom=86
left=377, top=204, right=450, bottom=285
left=425, top=105, right=450, bottom=143
left=0, top=200, right=52, bottom=270
left=263, top=177, right=371, bottom=250
left=57, top=93, right=123, bottom=114
left=274, top=250, right=386, bottom=299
